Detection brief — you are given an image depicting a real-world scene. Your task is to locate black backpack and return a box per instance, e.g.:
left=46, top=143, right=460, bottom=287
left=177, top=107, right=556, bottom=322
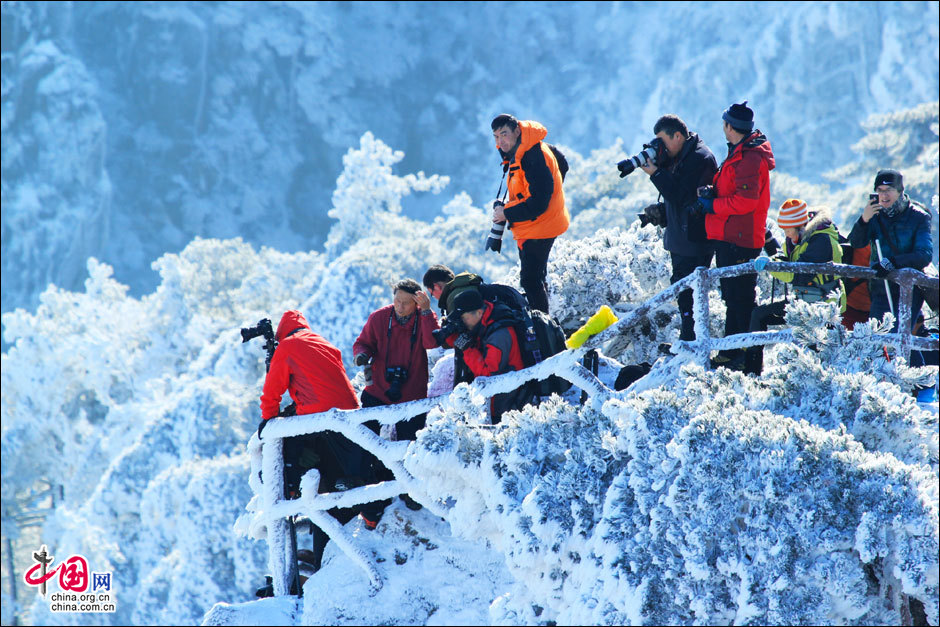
left=487, top=306, right=572, bottom=399
left=440, top=272, right=528, bottom=316
left=546, top=143, right=569, bottom=182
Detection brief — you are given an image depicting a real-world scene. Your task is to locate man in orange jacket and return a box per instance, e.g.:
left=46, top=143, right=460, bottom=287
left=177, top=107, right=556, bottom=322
left=490, top=114, right=570, bottom=314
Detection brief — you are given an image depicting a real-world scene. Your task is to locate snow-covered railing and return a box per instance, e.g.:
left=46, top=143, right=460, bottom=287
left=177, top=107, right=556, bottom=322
left=583, top=262, right=939, bottom=365
left=242, top=262, right=938, bottom=597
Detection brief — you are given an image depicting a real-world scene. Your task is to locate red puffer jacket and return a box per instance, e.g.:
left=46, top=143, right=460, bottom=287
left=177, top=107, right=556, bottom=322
left=706, top=131, right=775, bottom=249
left=461, top=302, right=525, bottom=377
left=260, top=310, right=359, bottom=419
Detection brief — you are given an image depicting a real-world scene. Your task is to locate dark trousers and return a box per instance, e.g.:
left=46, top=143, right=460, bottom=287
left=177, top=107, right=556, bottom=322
left=490, top=384, right=532, bottom=425
left=744, top=300, right=786, bottom=375
left=714, top=241, right=761, bottom=356
left=671, top=249, right=714, bottom=341
left=518, top=237, right=555, bottom=314
left=283, top=430, right=375, bottom=573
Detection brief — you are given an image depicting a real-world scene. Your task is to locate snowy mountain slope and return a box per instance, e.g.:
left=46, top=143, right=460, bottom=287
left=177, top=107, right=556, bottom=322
left=2, top=115, right=939, bottom=625
left=2, top=1, right=938, bottom=322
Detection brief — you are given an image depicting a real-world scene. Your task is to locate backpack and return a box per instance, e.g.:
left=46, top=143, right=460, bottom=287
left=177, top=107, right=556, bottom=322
left=440, top=272, right=528, bottom=316
left=546, top=143, right=569, bottom=181
left=505, top=308, right=573, bottom=398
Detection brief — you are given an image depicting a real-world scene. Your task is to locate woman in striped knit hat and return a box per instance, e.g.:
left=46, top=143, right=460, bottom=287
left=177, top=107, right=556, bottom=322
left=743, top=198, right=845, bottom=375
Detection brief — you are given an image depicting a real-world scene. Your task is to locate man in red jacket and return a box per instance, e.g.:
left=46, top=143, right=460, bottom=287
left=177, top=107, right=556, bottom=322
left=260, top=310, right=359, bottom=420
left=450, top=290, right=532, bottom=424
left=354, top=279, right=440, bottom=513
left=353, top=279, right=440, bottom=440
left=695, top=101, right=775, bottom=367
left=257, top=310, right=382, bottom=569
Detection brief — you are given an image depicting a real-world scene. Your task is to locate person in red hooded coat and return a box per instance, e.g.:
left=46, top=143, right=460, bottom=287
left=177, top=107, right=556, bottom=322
left=694, top=101, right=775, bottom=366
left=257, top=310, right=383, bottom=571
left=259, top=309, right=359, bottom=420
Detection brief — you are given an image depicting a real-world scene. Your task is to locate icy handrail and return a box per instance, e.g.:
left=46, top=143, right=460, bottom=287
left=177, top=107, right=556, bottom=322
left=244, top=261, right=938, bottom=596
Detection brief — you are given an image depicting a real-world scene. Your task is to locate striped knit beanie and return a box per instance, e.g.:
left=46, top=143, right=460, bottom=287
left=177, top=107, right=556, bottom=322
left=777, top=199, right=808, bottom=228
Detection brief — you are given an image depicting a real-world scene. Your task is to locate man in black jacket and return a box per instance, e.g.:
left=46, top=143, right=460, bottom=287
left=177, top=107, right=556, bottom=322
left=848, top=169, right=932, bottom=333
left=638, top=114, right=718, bottom=341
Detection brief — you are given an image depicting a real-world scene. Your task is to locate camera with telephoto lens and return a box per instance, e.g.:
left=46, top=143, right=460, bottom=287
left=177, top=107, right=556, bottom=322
left=384, top=366, right=409, bottom=402
left=241, top=318, right=274, bottom=343
left=485, top=200, right=507, bottom=253
left=432, top=315, right=465, bottom=347
left=241, top=318, right=278, bottom=371
left=617, top=137, right=667, bottom=177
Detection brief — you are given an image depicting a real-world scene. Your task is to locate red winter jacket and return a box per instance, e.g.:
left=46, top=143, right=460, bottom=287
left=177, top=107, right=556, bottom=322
left=462, top=302, right=526, bottom=377
left=259, top=310, right=359, bottom=420
left=706, top=131, right=775, bottom=249
left=353, top=305, right=440, bottom=404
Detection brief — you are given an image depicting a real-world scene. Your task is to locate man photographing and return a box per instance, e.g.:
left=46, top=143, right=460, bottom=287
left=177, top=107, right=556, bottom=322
left=636, top=114, right=718, bottom=341
left=848, top=169, right=932, bottom=334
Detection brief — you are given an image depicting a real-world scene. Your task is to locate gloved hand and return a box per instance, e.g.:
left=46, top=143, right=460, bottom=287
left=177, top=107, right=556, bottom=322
left=453, top=332, right=474, bottom=351
left=354, top=353, right=370, bottom=366
left=694, top=197, right=714, bottom=215
left=874, top=257, right=895, bottom=278
left=753, top=256, right=769, bottom=272
left=696, top=185, right=716, bottom=199
left=257, top=418, right=269, bottom=440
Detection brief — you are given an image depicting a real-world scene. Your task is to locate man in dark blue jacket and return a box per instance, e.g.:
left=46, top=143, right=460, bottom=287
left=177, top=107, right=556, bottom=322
left=638, top=114, right=718, bottom=341
left=848, top=169, right=932, bottom=332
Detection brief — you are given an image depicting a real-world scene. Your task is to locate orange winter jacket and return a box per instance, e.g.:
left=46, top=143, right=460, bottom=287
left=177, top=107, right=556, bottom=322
left=500, top=120, right=569, bottom=247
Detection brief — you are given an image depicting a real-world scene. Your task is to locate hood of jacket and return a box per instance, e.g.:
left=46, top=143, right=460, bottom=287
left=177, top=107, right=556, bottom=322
left=727, top=130, right=775, bottom=171
left=800, top=207, right=835, bottom=243
left=497, top=120, right=548, bottom=160
left=276, top=309, right=310, bottom=341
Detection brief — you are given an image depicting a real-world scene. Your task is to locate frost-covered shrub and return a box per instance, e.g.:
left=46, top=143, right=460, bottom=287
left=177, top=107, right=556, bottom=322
left=406, top=358, right=939, bottom=626
left=503, top=224, right=671, bottom=331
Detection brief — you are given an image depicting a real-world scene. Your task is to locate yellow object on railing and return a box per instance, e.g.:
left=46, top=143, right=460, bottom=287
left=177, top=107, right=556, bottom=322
left=565, top=305, right=619, bottom=349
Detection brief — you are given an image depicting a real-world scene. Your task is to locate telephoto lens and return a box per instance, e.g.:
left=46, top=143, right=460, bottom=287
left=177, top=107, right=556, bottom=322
left=485, top=220, right=506, bottom=253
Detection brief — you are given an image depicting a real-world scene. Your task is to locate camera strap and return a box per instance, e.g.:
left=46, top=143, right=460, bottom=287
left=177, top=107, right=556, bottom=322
left=387, top=310, right=419, bottom=349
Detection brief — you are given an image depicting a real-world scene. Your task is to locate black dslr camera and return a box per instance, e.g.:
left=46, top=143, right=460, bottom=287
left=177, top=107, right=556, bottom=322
left=617, top=137, right=667, bottom=177
left=432, top=315, right=465, bottom=347
left=385, top=366, right=409, bottom=402
left=241, top=318, right=277, bottom=371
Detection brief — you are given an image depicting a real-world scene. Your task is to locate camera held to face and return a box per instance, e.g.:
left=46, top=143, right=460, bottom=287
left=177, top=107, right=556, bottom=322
left=617, top=137, right=667, bottom=177
left=432, top=315, right=465, bottom=347
left=384, top=366, right=409, bottom=402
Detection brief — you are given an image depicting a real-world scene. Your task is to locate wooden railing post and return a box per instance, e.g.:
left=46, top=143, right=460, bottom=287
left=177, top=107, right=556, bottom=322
left=261, top=436, right=296, bottom=597
left=895, top=269, right=915, bottom=363
left=692, top=266, right=713, bottom=368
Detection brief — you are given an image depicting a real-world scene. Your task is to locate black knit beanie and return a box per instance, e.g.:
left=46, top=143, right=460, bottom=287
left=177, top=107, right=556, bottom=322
left=874, top=169, right=904, bottom=192
left=722, top=101, right=754, bottom=132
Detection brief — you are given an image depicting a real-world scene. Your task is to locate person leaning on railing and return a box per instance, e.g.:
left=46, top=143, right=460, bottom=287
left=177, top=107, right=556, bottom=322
left=743, top=199, right=844, bottom=376
left=692, top=101, right=776, bottom=367
left=257, top=309, right=381, bottom=572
